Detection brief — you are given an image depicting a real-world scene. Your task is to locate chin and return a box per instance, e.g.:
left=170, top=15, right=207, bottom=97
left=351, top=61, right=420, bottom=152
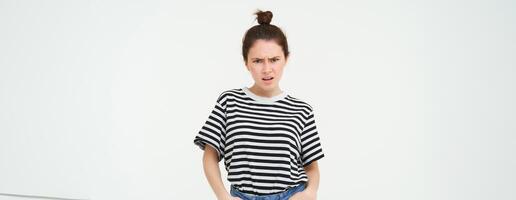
left=261, top=84, right=277, bottom=89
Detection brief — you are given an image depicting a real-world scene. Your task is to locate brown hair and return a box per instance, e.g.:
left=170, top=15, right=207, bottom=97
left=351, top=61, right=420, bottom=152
left=242, top=10, right=289, bottom=64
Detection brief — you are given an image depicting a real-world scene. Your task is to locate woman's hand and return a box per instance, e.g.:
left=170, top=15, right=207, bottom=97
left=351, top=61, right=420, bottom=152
left=217, top=193, right=242, bottom=200
left=218, top=195, right=241, bottom=200
left=288, top=189, right=317, bottom=200
left=222, top=197, right=241, bottom=200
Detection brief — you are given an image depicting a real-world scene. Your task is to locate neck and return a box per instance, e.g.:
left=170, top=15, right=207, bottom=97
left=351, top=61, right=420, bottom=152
left=249, top=84, right=282, bottom=98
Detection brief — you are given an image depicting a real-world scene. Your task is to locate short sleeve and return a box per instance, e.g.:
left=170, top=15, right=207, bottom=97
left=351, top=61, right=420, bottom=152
left=300, top=108, right=325, bottom=167
left=193, top=92, right=227, bottom=162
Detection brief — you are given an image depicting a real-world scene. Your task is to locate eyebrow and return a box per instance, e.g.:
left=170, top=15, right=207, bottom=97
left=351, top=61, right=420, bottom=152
left=251, top=56, right=281, bottom=60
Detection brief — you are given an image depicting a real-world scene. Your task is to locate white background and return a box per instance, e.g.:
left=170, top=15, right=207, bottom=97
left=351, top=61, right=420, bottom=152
left=1, top=0, right=515, bottom=199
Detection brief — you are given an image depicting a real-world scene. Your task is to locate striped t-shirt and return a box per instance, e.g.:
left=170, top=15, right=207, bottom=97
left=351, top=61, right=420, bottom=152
left=193, top=87, right=325, bottom=195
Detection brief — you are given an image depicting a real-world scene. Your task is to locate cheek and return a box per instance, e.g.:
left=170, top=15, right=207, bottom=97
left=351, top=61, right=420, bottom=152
left=251, top=67, right=262, bottom=77
left=273, top=64, right=285, bottom=73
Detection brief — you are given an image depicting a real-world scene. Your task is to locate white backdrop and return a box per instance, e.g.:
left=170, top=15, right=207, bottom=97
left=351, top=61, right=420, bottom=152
left=1, top=0, right=515, bottom=199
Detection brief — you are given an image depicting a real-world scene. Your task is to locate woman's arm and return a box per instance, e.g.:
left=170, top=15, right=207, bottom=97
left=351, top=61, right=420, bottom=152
left=304, top=161, right=320, bottom=194
left=289, top=161, right=320, bottom=200
left=202, top=145, right=240, bottom=200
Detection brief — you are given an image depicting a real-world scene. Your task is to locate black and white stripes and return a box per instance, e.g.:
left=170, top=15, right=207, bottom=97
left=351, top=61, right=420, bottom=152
left=194, top=87, right=324, bottom=195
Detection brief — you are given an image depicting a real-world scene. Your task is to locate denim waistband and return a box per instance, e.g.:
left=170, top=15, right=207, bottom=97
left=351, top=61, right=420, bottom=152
left=230, top=182, right=306, bottom=198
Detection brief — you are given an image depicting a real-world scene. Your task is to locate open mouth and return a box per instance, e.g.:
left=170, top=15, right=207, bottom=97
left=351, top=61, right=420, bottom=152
left=262, top=77, right=274, bottom=81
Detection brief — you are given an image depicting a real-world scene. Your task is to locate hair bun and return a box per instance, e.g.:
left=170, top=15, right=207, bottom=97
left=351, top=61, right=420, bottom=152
left=255, top=10, right=273, bottom=25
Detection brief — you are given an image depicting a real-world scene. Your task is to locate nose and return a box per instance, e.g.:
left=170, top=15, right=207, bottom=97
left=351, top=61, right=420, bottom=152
left=262, top=61, right=272, bottom=74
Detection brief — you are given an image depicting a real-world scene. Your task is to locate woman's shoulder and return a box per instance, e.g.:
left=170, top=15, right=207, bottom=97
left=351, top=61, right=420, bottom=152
left=219, top=87, right=244, bottom=97
left=284, top=93, right=314, bottom=112
left=215, top=88, right=244, bottom=103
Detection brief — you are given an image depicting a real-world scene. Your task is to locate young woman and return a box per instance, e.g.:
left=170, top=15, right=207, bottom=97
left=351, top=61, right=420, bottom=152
left=193, top=10, right=325, bottom=200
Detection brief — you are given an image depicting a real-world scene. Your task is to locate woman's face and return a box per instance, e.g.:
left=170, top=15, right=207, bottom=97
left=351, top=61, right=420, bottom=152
left=245, top=39, right=288, bottom=92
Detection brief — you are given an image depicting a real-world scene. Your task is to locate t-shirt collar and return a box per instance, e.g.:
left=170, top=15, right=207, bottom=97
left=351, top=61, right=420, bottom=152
left=242, top=86, right=287, bottom=103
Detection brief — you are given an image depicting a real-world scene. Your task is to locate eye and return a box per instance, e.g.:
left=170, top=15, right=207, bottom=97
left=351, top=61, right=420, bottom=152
left=271, top=58, right=279, bottom=63
left=253, top=59, right=262, bottom=63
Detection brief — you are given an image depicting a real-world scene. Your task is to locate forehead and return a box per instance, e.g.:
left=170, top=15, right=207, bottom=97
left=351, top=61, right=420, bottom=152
left=248, top=39, right=284, bottom=58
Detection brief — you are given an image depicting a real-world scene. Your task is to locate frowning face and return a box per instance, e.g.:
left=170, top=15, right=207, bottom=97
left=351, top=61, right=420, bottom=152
left=245, top=39, right=288, bottom=92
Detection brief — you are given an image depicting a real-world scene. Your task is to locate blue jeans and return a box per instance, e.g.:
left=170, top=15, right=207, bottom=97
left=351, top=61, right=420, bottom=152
left=230, top=183, right=306, bottom=200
